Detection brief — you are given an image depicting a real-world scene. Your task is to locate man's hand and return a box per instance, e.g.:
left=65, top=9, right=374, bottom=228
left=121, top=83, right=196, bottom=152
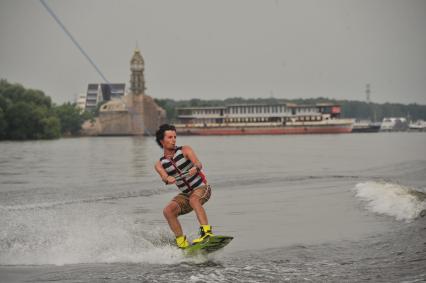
left=166, top=176, right=176, bottom=184
left=188, top=166, right=199, bottom=176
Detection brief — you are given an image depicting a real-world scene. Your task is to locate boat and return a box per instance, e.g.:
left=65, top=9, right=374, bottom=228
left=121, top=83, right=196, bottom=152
left=174, top=103, right=354, bottom=135
left=352, top=120, right=381, bottom=133
left=408, top=120, right=426, bottom=131
left=380, top=117, right=408, bottom=132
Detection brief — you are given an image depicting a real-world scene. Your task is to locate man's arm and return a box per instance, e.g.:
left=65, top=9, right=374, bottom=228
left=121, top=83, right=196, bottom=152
left=182, top=145, right=202, bottom=176
left=155, top=161, right=175, bottom=184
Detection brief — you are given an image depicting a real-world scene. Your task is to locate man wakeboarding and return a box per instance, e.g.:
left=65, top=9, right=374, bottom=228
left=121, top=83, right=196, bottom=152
left=155, top=124, right=213, bottom=249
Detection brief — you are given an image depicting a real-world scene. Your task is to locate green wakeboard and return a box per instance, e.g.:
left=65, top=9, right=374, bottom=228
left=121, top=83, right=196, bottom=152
left=184, top=235, right=233, bottom=255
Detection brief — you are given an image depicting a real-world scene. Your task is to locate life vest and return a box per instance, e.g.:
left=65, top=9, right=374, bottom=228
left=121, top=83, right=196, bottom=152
left=160, top=146, right=206, bottom=193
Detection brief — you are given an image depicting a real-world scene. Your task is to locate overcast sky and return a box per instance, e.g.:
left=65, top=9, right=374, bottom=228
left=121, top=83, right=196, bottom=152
left=1, top=0, right=425, bottom=105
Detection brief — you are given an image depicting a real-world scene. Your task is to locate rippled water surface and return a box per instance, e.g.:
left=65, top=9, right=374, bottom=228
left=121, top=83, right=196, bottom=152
left=1, top=133, right=425, bottom=282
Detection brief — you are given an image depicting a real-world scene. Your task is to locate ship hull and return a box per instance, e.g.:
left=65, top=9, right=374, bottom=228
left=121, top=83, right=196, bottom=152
left=176, top=124, right=353, bottom=136
left=352, top=125, right=381, bottom=133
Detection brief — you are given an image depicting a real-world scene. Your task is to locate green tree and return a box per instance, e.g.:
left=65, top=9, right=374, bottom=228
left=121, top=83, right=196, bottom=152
left=155, top=98, right=177, bottom=122
left=0, top=95, right=11, bottom=112
left=55, top=102, right=86, bottom=135
left=5, top=101, right=36, bottom=140
left=41, top=116, right=61, bottom=139
left=24, top=89, right=52, bottom=108
left=0, top=108, right=7, bottom=139
left=0, top=79, right=63, bottom=140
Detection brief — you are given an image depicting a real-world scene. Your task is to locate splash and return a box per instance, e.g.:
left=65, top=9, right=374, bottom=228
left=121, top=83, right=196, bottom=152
left=0, top=203, right=200, bottom=266
left=354, top=181, right=426, bottom=222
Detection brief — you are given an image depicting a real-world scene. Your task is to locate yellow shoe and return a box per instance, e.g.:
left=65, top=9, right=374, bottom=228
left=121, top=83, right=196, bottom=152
left=176, top=235, right=189, bottom=249
left=192, top=225, right=214, bottom=244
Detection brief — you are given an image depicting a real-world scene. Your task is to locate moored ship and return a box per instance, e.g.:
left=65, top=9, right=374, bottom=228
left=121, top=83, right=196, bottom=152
left=352, top=120, right=381, bottom=133
left=408, top=120, right=426, bottom=131
left=175, top=103, right=353, bottom=135
left=380, top=117, right=408, bottom=132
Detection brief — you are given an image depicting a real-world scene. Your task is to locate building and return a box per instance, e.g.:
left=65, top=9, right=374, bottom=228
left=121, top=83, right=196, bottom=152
left=85, top=84, right=100, bottom=111
left=75, top=93, right=87, bottom=113
left=84, top=83, right=126, bottom=112
left=82, top=49, right=166, bottom=136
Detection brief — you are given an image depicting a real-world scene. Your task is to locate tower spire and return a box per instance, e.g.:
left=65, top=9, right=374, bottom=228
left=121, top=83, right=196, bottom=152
left=130, top=49, right=145, bottom=95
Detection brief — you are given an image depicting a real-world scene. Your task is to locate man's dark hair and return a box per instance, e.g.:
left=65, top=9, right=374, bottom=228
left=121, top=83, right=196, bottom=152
left=155, top=124, right=176, bottom=148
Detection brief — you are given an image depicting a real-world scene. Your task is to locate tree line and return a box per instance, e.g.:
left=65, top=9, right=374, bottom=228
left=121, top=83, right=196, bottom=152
left=0, top=79, right=92, bottom=140
left=155, top=97, right=426, bottom=123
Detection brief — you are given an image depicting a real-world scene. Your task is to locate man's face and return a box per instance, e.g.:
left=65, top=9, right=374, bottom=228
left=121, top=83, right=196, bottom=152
left=161, top=130, right=176, bottom=150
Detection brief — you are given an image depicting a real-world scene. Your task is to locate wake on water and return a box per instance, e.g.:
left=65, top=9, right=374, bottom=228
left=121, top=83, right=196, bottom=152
left=2, top=180, right=425, bottom=267
left=0, top=202, right=209, bottom=266
left=353, top=181, right=426, bottom=222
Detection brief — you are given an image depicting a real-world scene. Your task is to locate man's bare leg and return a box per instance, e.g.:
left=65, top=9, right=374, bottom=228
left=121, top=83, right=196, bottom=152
left=163, top=201, right=183, bottom=236
left=189, top=194, right=208, bottom=225
left=189, top=193, right=213, bottom=244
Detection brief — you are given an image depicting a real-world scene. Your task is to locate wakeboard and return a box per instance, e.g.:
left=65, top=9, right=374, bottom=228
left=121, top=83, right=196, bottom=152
left=185, top=235, right=233, bottom=255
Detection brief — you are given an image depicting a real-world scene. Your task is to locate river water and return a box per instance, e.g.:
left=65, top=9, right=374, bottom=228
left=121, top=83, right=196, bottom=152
left=0, top=133, right=425, bottom=282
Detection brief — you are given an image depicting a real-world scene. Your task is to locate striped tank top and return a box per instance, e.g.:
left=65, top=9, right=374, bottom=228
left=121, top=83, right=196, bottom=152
left=160, top=146, right=206, bottom=193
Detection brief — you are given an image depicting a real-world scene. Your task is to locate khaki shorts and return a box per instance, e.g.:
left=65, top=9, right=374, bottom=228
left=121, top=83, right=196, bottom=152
left=172, top=185, right=211, bottom=216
